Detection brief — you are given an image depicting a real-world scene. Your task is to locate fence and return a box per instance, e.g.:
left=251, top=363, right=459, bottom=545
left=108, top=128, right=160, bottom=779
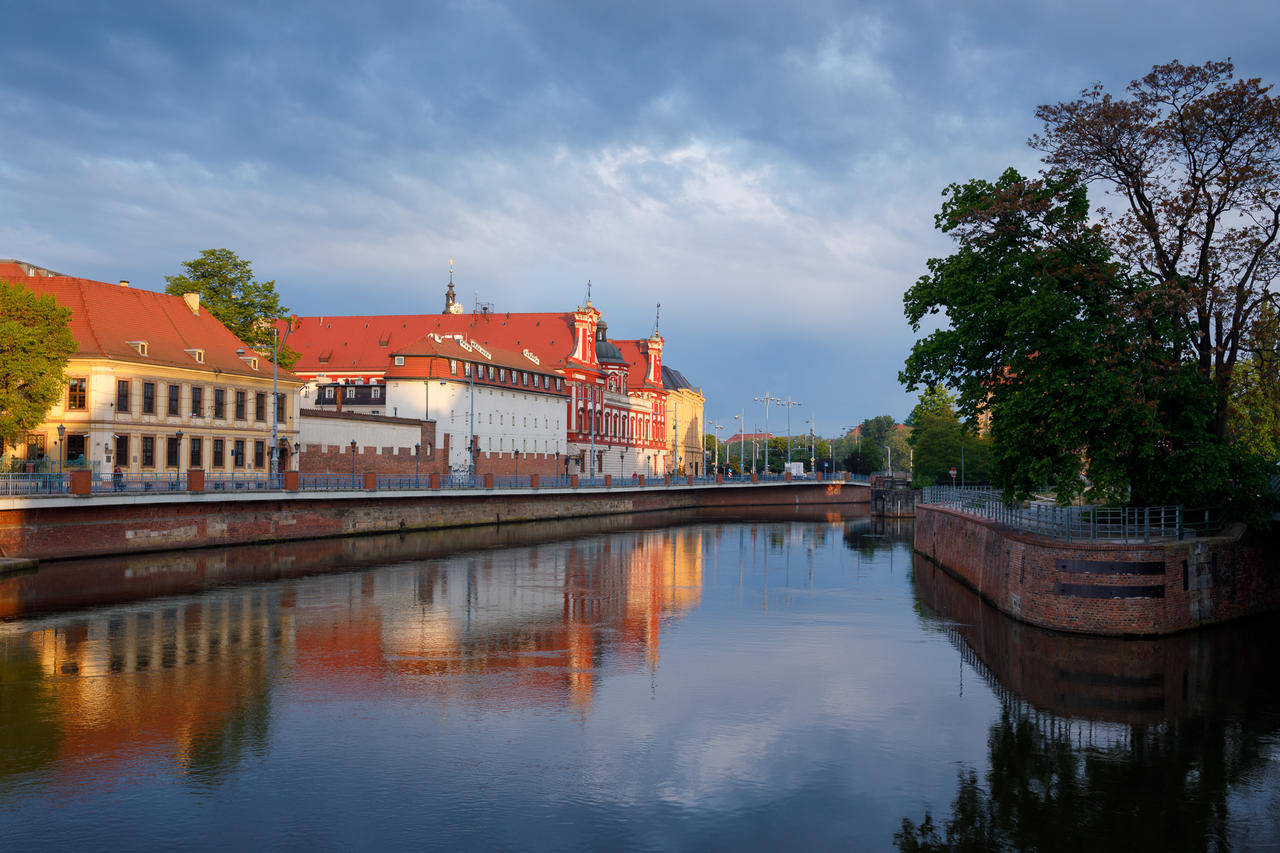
left=919, top=486, right=1226, bottom=543
left=0, top=470, right=864, bottom=498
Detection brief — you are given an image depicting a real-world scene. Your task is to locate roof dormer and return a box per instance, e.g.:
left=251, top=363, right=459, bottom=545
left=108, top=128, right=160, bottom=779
left=127, top=340, right=149, bottom=356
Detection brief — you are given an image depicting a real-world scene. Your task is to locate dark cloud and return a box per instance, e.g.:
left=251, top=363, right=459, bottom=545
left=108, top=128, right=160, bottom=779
left=3, top=0, right=1280, bottom=426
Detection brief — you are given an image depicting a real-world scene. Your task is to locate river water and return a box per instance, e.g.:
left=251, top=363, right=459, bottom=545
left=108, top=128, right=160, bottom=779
left=1, top=508, right=1277, bottom=851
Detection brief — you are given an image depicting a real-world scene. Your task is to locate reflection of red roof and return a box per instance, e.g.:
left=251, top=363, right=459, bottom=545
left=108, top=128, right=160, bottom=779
left=2, top=260, right=300, bottom=382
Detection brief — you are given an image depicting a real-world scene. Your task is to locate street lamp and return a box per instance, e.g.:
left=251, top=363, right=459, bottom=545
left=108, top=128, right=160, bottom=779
left=754, top=391, right=778, bottom=473
left=56, top=423, right=65, bottom=474
left=776, top=397, right=800, bottom=466
left=734, top=410, right=744, bottom=475
left=350, top=439, right=357, bottom=479
left=415, top=443, right=421, bottom=480
left=175, top=429, right=183, bottom=473
left=712, top=421, right=725, bottom=475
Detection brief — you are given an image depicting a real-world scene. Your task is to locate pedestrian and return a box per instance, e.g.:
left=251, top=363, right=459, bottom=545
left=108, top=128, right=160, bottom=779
left=112, top=464, right=124, bottom=492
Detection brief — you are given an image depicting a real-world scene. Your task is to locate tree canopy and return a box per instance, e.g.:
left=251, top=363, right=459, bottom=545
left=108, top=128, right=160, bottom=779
left=0, top=280, right=76, bottom=450
left=1032, top=59, right=1280, bottom=440
left=165, top=249, right=298, bottom=368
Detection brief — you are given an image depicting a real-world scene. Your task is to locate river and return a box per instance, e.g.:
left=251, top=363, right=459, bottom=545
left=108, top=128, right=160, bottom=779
left=1, top=508, right=1277, bottom=850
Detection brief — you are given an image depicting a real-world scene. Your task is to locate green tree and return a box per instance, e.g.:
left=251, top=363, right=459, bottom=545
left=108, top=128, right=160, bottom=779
left=165, top=249, right=298, bottom=368
left=900, top=168, right=1255, bottom=511
left=0, top=280, right=76, bottom=450
left=1227, top=301, right=1280, bottom=461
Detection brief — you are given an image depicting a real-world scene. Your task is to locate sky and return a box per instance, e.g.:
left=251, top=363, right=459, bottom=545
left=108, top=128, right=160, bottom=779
left=4, top=0, right=1279, bottom=437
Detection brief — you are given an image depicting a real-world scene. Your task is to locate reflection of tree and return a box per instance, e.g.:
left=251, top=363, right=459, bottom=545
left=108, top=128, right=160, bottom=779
left=183, top=684, right=273, bottom=789
left=0, top=645, right=63, bottom=791
left=896, top=704, right=1272, bottom=851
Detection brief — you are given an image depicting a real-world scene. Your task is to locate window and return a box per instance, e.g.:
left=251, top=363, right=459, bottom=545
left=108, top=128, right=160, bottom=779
left=191, top=387, right=203, bottom=417
left=464, top=362, right=471, bottom=377
left=116, top=380, right=130, bottom=413
left=67, top=378, right=86, bottom=409
left=449, top=360, right=457, bottom=375
left=556, top=378, right=562, bottom=390
left=141, top=382, right=156, bottom=415
left=522, top=372, right=528, bottom=386
left=189, top=437, right=202, bottom=468
left=166, top=436, right=180, bottom=468
left=394, top=356, right=405, bottom=366
left=25, top=434, right=46, bottom=460
left=233, top=439, right=245, bottom=467
left=213, top=439, right=225, bottom=468
left=214, top=389, right=226, bottom=419
left=324, top=386, right=335, bottom=399
left=141, top=436, right=155, bottom=467
left=275, top=392, right=285, bottom=422
left=254, top=440, right=265, bottom=468
left=371, top=386, right=381, bottom=399
left=167, top=384, right=180, bottom=416
left=488, top=366, right=495, bottom=380
left=499, top=368, right=506, bottom=382
left=345, top=387, right=356, bottom=399
left=235, top=391, right=246, bottom=420
left=255, top=392, right=266, bottom=421
left=115, top=434, right=129, bottom=466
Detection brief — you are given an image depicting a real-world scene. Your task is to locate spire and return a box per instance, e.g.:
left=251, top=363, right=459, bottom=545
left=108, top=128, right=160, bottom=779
left=443, top=259, right=463, bottom=314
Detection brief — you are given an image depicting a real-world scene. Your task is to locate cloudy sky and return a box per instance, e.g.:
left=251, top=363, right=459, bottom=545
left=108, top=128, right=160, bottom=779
left=4, top=1, right=1278, bottom=436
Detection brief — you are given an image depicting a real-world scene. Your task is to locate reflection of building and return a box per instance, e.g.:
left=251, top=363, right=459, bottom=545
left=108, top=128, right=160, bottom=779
left=1, top=259, right=303, bottom=473
left=15, top=589, right=290, bottom=786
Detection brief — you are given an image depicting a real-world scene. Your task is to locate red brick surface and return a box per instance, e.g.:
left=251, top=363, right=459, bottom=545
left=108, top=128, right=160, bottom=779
left=915, top=505, right=1280, bottom=636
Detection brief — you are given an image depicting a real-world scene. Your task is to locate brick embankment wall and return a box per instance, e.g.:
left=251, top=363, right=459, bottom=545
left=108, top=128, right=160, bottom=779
left=0, top=481, right=868, bottom=561
left=914, top=505, right=1280, bottom=636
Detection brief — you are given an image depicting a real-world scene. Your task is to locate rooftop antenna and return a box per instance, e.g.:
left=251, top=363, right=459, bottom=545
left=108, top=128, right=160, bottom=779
left=654, top=302, right=661, bottom=335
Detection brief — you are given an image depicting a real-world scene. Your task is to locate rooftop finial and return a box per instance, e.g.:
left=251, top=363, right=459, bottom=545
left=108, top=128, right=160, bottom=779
left=443, top=259, right=463, bottom=314
left=654, top=302, right=661, bottom=335
left=585, top=279, right=592, bottom=306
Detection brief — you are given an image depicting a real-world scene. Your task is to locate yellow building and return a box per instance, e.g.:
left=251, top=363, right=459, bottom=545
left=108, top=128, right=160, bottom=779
left=662, top=366, right=706, bottom=476
left=2, top=260, right=303, bottom=474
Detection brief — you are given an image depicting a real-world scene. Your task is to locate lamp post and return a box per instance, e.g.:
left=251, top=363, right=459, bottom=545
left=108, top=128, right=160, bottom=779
left=270, top=326, right=279, bottom=475
left=175, top=429, right=183, bottom=474
left=415, top=443, right=421, bottom=480
left=776, top=397, right=800, bottom=466
left=712, top=421, right=725, bottom=475
left=754, top=391, right=778, bottom=474
left=350, top=439, right=357, bottom=480
left=57, top=423, right=65, bottom=474
left=672, top=422, right=678, bottom=475
left=293, top=442, right=300, bottom=472
left=734, top=410, right=744, bottom=475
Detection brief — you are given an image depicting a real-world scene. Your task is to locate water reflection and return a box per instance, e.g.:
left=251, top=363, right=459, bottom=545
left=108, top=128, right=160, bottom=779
left=902, top=555, right=1280, bottom=851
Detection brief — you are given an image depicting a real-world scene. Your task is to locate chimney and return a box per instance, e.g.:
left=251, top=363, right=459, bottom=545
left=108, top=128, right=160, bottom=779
left=183, top=292, right=200, bottom=315
left=119, top=280, right=130, bottom=287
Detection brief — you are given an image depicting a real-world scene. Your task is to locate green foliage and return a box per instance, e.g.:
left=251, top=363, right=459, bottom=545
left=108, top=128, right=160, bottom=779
left=899, top=168, right=1262, bottom=512
left=0, top=280, right=76, bottom=448
left=859, top=414, right=896, bottom=448
left=1227, top=302, right=1280, bottom=462
left=165, top=249, right=299, bottom=369
left=908, top=388, right=993, bottom=487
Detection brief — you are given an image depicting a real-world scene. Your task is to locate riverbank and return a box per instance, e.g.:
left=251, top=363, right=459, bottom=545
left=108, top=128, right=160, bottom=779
left=1, top=480, right=866, bottom=561
left=914, top=503, right=1280, bottom=636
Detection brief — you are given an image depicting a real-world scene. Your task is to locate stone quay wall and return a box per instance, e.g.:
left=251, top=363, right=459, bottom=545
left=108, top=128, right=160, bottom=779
left=914, top=504, right=1280, bottom=636
left=1, top=480, right=868, bottom=562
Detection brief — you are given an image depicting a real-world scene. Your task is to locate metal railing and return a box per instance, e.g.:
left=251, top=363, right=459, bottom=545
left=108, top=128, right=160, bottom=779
left=0, top=469, right=870, bottom=498
left=920, top=486, right=1226, bottom=543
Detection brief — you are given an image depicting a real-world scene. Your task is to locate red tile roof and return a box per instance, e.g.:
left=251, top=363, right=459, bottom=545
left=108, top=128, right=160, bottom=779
left=382, top=332, right=567, bottom=394
left=1, top=260, right=300, bottom=383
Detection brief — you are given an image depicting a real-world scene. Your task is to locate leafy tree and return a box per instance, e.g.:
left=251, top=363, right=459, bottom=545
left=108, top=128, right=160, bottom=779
left=900, top=168, right=1255, bottom=509
left=165, top=249, right=299, bottom=368
left=844, top=444, right=883, bottom=476
left=1227, top=301, right=1280, bottom=461
left=0, top=280, right=75, bottom=450
left=859, top=415, right=897, bottom=448
left=1032, top=60, right=1280, bottom=441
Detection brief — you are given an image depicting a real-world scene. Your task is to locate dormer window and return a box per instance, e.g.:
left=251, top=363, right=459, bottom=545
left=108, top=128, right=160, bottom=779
left=394, top=356, right=405, bottom=366
left=185, top=348, right=205, bottom=364
left=127, top=340, right=149, bottom=356
left=239, top=354, right=259, bottom=370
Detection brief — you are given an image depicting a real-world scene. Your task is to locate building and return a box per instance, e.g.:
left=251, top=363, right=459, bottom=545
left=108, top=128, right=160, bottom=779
left=1, top=260, right=303, bottom=474
left=283, top=274, right=703, bottom=478
left=662, top=366, right=705, bottom=476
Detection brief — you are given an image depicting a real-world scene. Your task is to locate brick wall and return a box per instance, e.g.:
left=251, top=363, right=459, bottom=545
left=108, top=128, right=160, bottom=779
left=0, top=481, right=870, bottom=561
left=915, top=505, right=1280, bottom=636
left=300, top=429, right=450, bottom=476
